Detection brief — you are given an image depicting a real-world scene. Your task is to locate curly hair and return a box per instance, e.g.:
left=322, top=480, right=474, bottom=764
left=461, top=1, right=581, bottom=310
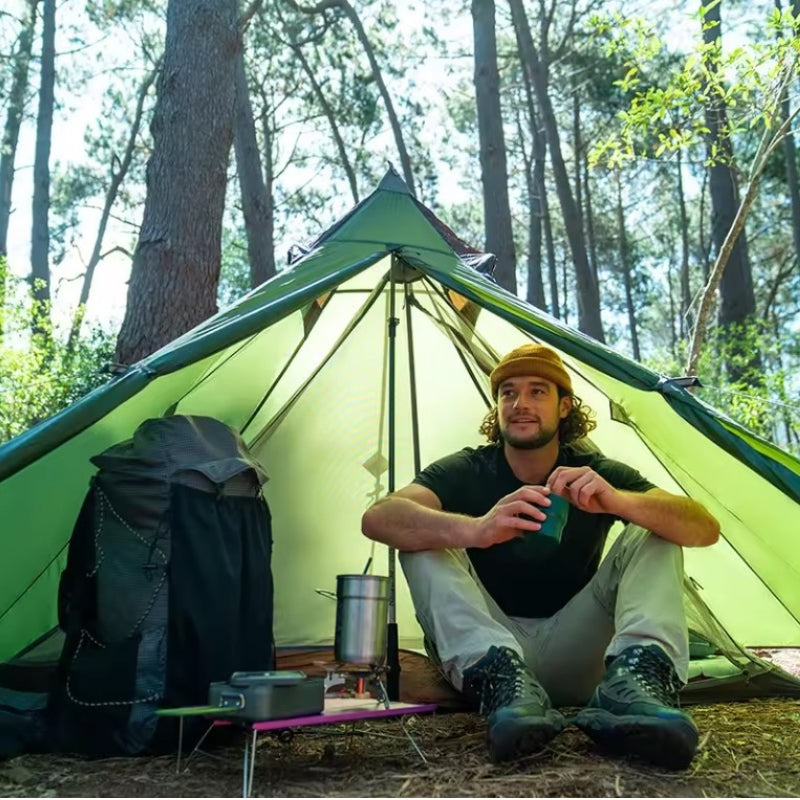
left=478, top=389, right=597, bottom=445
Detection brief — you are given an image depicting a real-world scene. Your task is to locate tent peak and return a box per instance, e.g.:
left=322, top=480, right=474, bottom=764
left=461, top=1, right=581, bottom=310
left=377, top=166, right=412, bottom=195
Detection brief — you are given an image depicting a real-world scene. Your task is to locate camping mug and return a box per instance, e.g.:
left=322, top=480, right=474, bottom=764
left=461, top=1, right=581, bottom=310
left=537, top=493, right=569, bottom=543
left=334, top=574, right=389, bottom=666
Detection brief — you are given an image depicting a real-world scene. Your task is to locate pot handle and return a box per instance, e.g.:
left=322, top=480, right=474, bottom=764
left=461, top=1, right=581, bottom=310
left=315, top=589, right=337, bottom=600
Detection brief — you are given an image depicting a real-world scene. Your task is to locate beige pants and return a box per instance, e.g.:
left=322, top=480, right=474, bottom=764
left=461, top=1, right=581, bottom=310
left=399, top=525, right=689, bottom=706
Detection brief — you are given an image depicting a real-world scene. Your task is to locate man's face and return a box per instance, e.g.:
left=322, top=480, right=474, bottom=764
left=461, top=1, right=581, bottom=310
left=497, top=376, right=571, bottom=450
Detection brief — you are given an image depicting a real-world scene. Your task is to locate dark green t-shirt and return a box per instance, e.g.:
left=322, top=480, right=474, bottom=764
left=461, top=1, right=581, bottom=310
left=413, top=443, right=655, bottom=618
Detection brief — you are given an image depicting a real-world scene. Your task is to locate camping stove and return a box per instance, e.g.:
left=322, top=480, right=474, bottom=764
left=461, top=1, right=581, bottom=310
left=323, top=663, right=391, bottom=708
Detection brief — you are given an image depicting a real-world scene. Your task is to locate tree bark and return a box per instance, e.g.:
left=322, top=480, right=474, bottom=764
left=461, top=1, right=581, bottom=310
left=233, top=46, right=276, bottom=289
left=508, top=0, right=604, bottom=341
left=30, top=0, right=54, bottom=336
left=472, top=0, right=517, bottom=293
left=115, top=0, right=239, bottom=367
left=0, top=0, right=38, bottom=262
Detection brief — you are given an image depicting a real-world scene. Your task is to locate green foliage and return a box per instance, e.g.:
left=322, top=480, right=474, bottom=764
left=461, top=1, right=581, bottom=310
left=588, top=7, right=800, bottom=170
left=218, top=226, right=253, bottom=308
left=0, top=279, right=116, bottom=445
left=646, top=317, right=800, bottom=456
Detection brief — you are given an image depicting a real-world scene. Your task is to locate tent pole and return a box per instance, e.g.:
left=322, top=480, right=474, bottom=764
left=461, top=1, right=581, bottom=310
left=404, top=282, right=422, bottom=476
left=386, top=258, right=401, bottom=701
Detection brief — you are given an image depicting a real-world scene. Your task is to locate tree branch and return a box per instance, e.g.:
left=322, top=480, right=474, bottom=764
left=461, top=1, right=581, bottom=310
left=238, top=0, right=262, bottom=31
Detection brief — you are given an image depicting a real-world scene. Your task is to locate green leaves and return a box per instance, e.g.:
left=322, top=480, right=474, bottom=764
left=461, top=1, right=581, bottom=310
left=587, top=6, right=800, bottom=170
left=0, top=275, right=116, bottom=445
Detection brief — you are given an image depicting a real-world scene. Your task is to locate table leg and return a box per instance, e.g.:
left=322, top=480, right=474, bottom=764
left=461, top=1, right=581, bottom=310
left=176, top=717, right=184, bottom=774
left=401, top=715, right=428, bottom=765
left=242, top=728, right=258, bottom=798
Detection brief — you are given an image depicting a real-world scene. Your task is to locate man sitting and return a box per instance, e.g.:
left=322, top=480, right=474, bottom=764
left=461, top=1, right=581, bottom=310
left=362, top=343, right=719, bottom=768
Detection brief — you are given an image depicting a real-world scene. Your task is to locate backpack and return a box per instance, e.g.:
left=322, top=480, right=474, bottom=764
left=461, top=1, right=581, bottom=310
left=48, top=415, right=274, bottom=756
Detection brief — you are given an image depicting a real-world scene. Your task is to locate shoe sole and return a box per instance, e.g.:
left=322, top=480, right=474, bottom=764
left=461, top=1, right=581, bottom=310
left=573, top=707, right=698, bottom=770
left=488, top=710, right=566, bottom=763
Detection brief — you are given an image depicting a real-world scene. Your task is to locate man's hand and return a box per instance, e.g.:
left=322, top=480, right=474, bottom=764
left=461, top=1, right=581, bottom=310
left=467, top=485, right=555, bottom=548
left=546, top=466, right=721, bottom=547
left=547, top=466, right=618, bottom=515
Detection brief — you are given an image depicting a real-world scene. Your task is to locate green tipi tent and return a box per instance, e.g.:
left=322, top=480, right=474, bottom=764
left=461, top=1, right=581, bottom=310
left=1, top=168, right=799, bottom=700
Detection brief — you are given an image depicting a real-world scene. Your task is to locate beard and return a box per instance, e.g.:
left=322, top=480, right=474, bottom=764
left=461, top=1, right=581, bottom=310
left=500, top=419, right=560, bottom=450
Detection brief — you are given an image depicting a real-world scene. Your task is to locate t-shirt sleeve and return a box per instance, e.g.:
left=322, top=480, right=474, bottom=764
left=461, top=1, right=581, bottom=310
left=412, top=449, right=478, bottom=513
left=592, top=454, right=656, bottom=494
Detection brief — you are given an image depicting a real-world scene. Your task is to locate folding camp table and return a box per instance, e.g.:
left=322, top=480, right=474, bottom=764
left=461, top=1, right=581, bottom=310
left=159, top=697, right=437, bottom=798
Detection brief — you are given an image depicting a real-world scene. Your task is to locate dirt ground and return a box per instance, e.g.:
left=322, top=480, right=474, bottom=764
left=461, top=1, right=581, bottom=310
left=1, top=651, right=799, bottom=798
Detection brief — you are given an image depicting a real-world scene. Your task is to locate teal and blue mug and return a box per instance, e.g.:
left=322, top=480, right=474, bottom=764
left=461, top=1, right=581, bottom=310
left=538, top=493, right=570, bottom=544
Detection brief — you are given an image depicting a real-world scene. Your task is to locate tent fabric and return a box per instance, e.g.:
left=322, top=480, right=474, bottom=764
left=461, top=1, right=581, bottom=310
left=1, top=169, right=799, bottom=700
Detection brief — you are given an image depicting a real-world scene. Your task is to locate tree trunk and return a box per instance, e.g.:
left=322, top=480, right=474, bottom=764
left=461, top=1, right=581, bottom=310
left=233, top=46, right=276, bottom=289
left=30, top=0, right=54, bottom=336
left=472, top=0, right=517, bottom=293
left=777, top=0, right=800, bottom=277
left=543, top=187, right=559, bottom=318
left=513, top=13, right=547, bottom=310
left=260, top=96, right=276, bottom=272
left=615, top=171, right=639, bottom=361
left=519, top=108, right=546, bottom=309
left=115, top=0, right=239, bottom=367
left=0, top=0, right=38, bottom=262
left=572, top=88, right=583, bottom=244
left=508, top=0, right=604, bottom=341
left=66, top=63, right=160, bottom=355
left=583, top=151, right=599, bottom=285
left=701, top=0, right=758, bottom=381
left=676, top=150, right=692, bottom=340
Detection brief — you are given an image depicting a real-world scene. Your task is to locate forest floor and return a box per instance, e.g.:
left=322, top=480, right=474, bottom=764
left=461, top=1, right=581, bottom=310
left=1, top=650, right=798, bottom=798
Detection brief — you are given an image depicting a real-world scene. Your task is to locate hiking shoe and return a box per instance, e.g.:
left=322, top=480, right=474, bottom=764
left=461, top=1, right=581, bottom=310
left=574, top=644, right=699, bottom=769
left=462, top=645, right=566, bottom=762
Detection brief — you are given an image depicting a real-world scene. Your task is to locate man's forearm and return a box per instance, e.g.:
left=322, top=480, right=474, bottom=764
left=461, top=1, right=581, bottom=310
left=361, top=496, right=474, bottom=551
left=614, top=489, right=720, bottom=547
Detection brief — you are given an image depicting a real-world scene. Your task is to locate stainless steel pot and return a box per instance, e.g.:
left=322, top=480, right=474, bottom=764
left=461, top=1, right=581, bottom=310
left=333, top=574, right=389, bottom=666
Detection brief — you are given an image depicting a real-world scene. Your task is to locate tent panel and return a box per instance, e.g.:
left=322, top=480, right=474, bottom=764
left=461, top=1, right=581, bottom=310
left=238, top=260, right=393, bottom=450
left=174, top=311, right=304, bottom=432
left=329, top=190, right=454, bottom=257
left=254, top=294, right=422, bottom=648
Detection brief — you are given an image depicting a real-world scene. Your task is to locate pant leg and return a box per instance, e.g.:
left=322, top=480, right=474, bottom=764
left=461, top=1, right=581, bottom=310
left=600, top=524, right=689, bottom=680
left=515, top=524, right=689, bottom=706
left=399, top=548, right=525, bottom=690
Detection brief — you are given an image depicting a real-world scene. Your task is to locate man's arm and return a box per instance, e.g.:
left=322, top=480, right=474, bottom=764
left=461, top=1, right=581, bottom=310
left=547, top=466, right=720, bottom=547
left=361, top=483, right=555, bottom=551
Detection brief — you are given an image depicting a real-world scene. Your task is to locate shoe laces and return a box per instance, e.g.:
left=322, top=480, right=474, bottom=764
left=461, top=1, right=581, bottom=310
left=465, top=646, right=548, bottom=715
left=612, top=645, right=682, bottom=706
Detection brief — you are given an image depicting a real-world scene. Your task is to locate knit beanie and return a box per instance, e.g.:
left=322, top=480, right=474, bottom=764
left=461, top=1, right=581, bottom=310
left=489, top=343, right=572, bottom=398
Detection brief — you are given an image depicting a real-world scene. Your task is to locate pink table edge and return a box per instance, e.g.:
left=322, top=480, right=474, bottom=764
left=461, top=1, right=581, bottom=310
left=214, top=701, right=438, bottom=732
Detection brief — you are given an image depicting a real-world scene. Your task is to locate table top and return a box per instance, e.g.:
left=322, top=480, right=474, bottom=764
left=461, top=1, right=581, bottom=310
left=249, top=698, right=437, bottom=731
